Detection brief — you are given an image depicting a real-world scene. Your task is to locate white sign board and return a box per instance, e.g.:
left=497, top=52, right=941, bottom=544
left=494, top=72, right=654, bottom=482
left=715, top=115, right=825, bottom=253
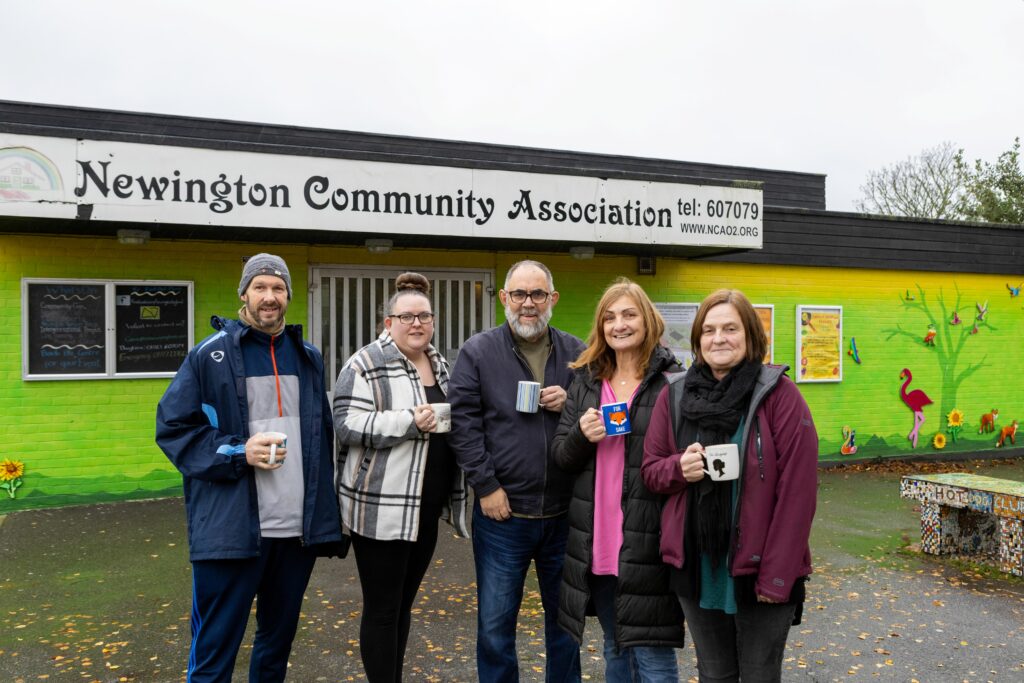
left=0, top=133, right=763, bottom=249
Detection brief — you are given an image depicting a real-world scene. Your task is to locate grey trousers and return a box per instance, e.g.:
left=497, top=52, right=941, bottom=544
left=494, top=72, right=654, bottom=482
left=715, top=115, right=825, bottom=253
left=677, top=595, right=796, bottom=682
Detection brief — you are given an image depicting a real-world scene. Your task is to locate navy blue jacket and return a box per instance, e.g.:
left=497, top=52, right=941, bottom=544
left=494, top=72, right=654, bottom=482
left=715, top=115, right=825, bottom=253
left=156, top=316, right=342, bottom=561
left=448, top=323, right=585, bottom=517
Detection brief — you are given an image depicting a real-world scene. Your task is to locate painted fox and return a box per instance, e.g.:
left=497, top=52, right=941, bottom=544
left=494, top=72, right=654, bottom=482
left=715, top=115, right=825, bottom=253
left=979, top=409, right=999, bottom=434
left=997, top=420, right=1018, bottom=447
left=608, top=410, right=628, bottom=426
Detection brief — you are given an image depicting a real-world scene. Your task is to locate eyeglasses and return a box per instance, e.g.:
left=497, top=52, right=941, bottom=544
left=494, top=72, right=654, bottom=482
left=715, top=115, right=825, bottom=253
left=389, top=312, right=435, bottom=325
left=506, top=289, right=551, bottom=304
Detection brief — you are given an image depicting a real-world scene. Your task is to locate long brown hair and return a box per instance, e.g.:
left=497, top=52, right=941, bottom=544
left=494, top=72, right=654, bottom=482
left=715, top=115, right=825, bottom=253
left=570, top=278, right=665, bottom=380
left=690, top=288, right=767, bottom=367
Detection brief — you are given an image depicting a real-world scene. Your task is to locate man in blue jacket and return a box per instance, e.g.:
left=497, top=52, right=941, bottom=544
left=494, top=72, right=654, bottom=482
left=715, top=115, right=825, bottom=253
left=156, top=253, right=343, bottom=683
left=448, top=260, right=585, bottom=682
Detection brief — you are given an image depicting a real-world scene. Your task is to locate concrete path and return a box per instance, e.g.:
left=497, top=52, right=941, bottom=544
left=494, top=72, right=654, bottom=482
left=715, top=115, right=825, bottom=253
left=1, top=459, right=1023, bottom=682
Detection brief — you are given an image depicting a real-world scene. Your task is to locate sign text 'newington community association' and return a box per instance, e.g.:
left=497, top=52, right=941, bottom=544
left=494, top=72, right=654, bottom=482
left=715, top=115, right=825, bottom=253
left=2, top=135, right=764, bottom=248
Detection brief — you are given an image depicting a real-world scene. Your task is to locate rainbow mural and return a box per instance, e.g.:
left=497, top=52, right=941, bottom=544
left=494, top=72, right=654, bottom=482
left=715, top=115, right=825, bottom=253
left=0, top=146, right=64, bottom=201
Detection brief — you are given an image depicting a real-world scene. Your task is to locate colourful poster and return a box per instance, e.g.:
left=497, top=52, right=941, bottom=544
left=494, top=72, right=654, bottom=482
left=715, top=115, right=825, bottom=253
left=796, top=305, right=842, bottom=382
left=754, top=304, right=774, bottom=363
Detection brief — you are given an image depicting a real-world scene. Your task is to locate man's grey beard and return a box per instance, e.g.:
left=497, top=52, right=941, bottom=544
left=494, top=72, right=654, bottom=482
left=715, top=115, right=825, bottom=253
left=504, top=303, right=552, bottom=341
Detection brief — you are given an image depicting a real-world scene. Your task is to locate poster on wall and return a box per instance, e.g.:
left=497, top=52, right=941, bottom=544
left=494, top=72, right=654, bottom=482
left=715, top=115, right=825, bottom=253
left=796, top=305, right=842, bottom=382
left=655, top=302, right=699, bottom=368
left=754, top=304, right=774, bottom=364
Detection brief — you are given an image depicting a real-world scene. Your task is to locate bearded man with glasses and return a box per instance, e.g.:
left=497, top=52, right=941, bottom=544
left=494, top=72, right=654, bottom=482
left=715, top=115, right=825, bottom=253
left=449, top=259, right=585, bottom=682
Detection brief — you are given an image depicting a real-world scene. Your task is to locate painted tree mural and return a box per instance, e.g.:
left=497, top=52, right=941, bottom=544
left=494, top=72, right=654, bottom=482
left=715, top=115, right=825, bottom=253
left=883, top=283, right=992, bottom=418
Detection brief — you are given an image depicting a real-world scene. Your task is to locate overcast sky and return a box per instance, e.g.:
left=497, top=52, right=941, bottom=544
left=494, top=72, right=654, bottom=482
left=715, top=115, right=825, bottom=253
left=7, top=1, right=1023, bottom=211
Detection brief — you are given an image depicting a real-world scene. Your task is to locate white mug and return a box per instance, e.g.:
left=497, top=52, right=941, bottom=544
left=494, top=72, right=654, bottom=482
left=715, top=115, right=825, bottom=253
left=702, top=443, right=739, bottom=481
left=430, top=403, right=452, bottom=433
left=264, top=431, right=288, bottom=465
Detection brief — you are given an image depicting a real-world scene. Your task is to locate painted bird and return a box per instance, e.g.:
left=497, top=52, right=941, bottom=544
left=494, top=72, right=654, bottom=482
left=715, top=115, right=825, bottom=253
left=1008, top=283, right=1022, bottom=297
left=923, top=324, right=937, bottom=346
left=841, top=426, right=858, bottom=455
left=976, top=301, right=988, bottom=321
left=848, top=337, right=862, bottom=364
left=899, top=368, right=933, bottom=449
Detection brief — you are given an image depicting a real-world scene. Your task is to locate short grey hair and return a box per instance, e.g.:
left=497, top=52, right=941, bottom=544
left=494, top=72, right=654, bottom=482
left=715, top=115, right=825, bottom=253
left=504, top=260, right=555, bottom=291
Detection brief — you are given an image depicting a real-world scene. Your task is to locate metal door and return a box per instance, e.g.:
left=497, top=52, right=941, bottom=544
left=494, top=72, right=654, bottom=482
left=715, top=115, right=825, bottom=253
left=310, top=266, right=494, bottom=391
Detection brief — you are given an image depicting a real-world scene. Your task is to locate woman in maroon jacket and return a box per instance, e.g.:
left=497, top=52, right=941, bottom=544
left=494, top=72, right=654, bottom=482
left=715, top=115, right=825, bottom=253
left=641, top=288, right=818, bottom=683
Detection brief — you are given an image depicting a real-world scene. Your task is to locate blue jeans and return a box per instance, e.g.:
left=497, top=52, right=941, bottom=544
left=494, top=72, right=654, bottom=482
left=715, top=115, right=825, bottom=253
left=589, top=574, right=679, bottom=683
left=472, top=504, right=581, bottom=683
left=677, top=595, right=797, bottom=683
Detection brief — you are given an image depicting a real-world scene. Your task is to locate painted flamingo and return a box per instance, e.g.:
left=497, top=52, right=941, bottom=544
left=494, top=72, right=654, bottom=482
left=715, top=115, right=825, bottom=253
left=899, top=368, right=933, bottom=448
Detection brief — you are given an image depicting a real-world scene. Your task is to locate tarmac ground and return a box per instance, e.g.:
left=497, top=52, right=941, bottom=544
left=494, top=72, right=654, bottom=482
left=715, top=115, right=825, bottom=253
left=2, top=458, right=1023, bottom=682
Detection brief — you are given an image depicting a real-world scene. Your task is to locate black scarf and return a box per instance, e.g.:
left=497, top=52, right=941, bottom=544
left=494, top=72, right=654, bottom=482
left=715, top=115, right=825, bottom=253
left=680, top=359, right=761, bottom=561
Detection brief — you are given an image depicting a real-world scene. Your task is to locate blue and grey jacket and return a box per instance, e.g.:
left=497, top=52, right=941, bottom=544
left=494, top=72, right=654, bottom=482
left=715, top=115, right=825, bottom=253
left=448, top=323, right=585, bottom=517
left=156, top=316, right=342, bottom=561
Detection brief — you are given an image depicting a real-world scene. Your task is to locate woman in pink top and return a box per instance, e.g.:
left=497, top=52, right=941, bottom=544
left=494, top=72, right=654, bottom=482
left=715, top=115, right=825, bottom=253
left=553, top=278, right=684, bottom=682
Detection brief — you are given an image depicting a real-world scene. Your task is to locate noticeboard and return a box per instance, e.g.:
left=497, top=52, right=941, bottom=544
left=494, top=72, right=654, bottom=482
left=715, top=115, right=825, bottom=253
left=115, top=284, right=191, bottom=373
left=23, top=279, right=193, bottom=380
left=26, top=282, right=107, bottom=376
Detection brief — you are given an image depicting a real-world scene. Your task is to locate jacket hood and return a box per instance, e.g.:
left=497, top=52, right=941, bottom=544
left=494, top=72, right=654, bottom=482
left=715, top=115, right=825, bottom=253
left=750, top=363, right=789, bottom=412
left=648, top=344, right=681, bottom=375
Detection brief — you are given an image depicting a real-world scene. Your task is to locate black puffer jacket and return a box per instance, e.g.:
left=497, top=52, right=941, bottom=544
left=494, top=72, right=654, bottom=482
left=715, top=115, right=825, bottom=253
left=552, top=345, right=685, bottom=648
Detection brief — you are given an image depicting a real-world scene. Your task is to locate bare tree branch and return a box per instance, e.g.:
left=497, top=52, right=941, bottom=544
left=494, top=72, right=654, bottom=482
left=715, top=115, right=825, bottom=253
left=856, top=142, right=965, bottom=219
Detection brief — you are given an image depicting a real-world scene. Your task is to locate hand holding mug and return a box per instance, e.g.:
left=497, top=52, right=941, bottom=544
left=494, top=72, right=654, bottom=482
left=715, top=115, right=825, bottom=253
left=539, top=385, right=567, bottom=412
left=579, top=408, right=606, bottom=443
left=246, top=432, right=286, bottom=470
left=414, top=404, right=436, bottom=432
left=678, top=442, right=706, bottom=482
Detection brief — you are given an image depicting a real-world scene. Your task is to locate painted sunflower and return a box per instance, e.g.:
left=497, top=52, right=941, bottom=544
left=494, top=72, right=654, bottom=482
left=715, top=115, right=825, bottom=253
left=0, top=459, right=24, bottom=481
left=932, top=433, right=947, bottom=450
left=947, top=409, right=965, bottom=428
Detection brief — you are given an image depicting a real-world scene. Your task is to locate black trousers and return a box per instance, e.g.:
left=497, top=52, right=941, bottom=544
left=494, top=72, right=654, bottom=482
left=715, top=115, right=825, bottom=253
left=350, top=508, right=441, bottom=683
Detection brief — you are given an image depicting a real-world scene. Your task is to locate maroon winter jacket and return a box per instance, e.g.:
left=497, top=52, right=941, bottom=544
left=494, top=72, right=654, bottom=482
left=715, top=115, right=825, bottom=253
left=641, top=365, right=818, bottom=603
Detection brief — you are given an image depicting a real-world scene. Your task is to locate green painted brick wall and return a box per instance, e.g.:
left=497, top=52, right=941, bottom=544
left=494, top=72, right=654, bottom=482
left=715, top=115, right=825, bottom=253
left=3, top=235, right=1022, bottom=512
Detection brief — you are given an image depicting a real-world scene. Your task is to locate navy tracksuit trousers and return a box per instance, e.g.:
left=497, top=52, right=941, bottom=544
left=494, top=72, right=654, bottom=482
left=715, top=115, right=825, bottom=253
left=187, top=537, right=316, bottom=683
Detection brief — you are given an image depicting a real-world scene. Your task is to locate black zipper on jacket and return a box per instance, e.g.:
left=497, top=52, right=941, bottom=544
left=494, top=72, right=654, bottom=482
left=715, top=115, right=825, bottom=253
left=727, top=371, right=777, bottom=568
left=511, top=340, right=551, bottom=514
left=756, top=417, right=764, bottom=481
left=621, top=368, right=657, bottom=499
left=727, top=383, right=762, bottom=566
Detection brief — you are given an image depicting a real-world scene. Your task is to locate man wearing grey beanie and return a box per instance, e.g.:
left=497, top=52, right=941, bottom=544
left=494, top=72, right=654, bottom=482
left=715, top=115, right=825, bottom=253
left=157, top=253, right=345, bottom=682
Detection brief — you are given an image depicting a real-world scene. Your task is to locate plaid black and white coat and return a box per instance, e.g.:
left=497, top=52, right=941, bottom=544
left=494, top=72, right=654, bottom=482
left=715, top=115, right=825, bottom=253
left=333, top=330, right=468, bottom=541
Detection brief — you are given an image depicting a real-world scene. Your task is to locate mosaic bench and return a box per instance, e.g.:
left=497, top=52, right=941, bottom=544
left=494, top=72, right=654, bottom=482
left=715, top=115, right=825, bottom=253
left=900, top=473, right=1024, bottom=577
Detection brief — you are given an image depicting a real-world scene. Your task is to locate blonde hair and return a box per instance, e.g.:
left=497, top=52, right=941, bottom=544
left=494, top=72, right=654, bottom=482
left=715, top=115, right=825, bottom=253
left=570, top=278, right=665, bottom=380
